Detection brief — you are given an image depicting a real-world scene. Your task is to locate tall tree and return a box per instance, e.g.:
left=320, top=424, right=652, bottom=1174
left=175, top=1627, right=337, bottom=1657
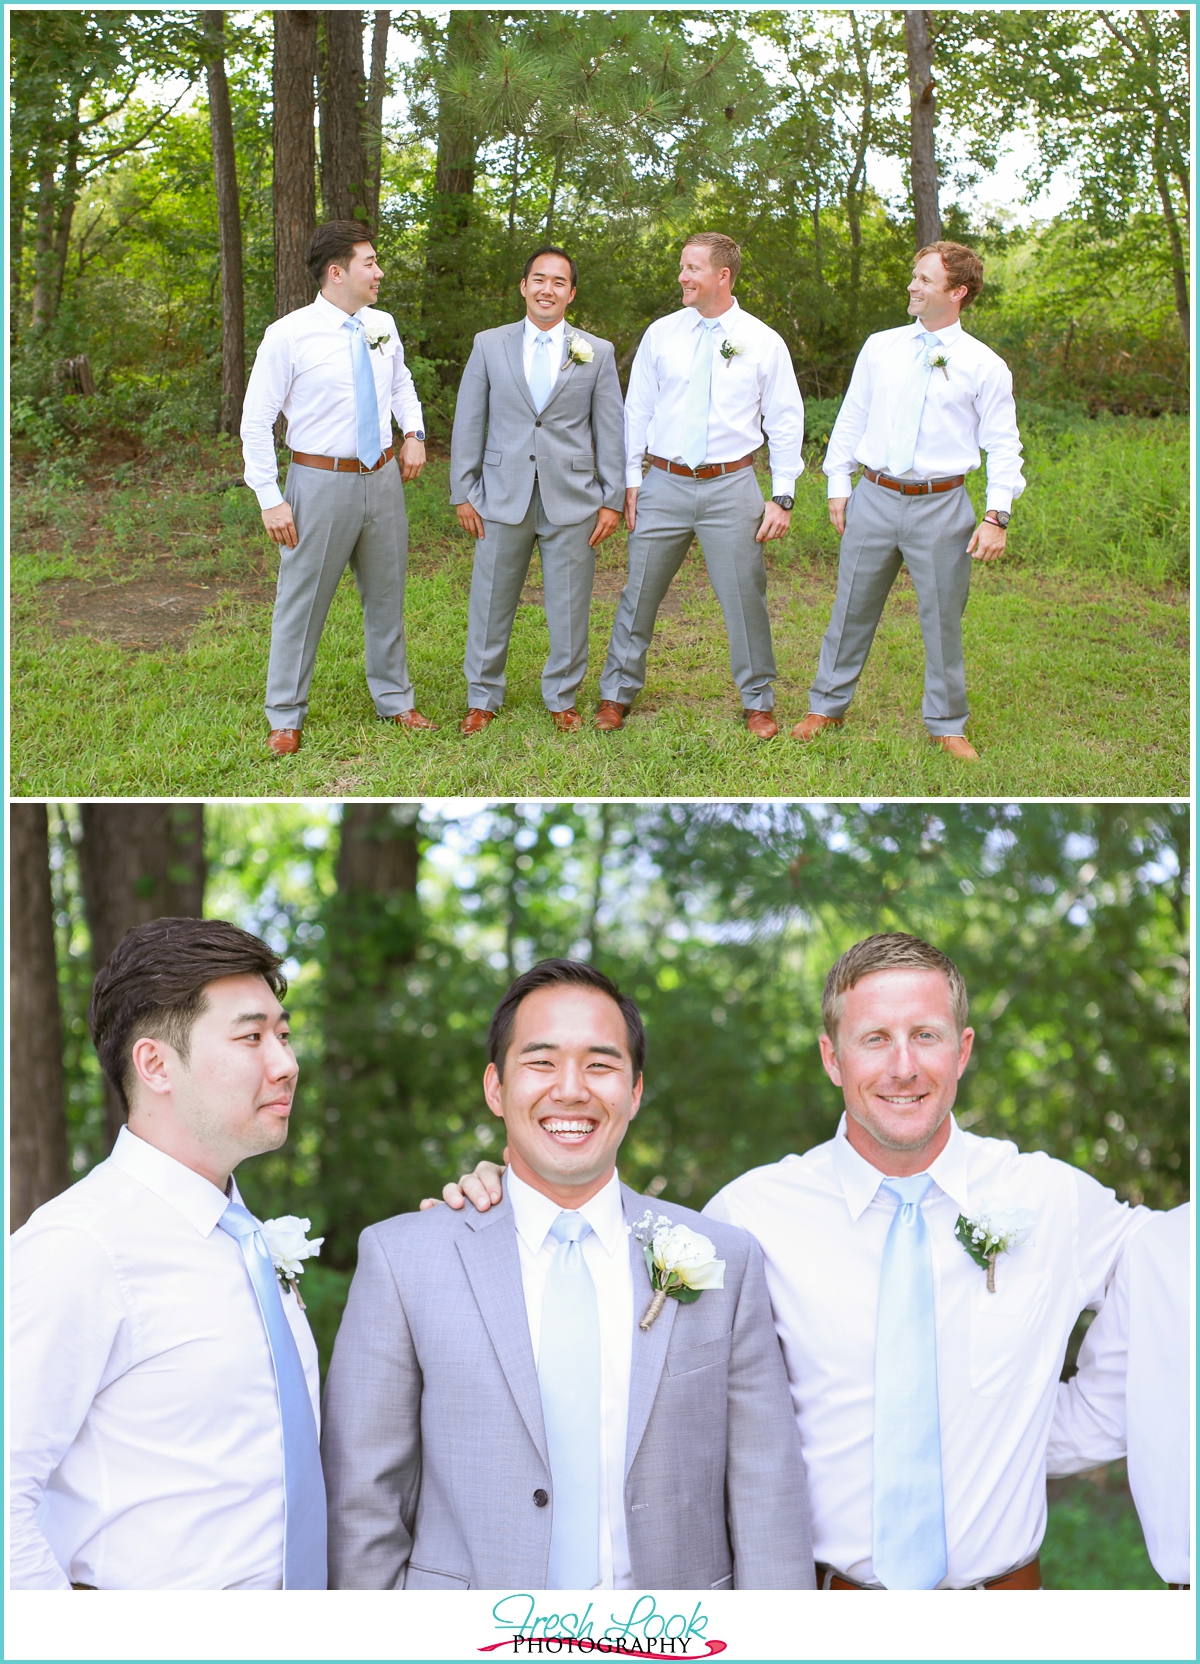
left=202, top=11, right=245, bottom=433
left=273, top=10, right=319, bottom=317
left=319, top=10, right=370, bottom=224
left=77, top=805, right=207, bottom=1149
left=904, top=9, right=940, bottom=246
left=10, top=806, right=71, bottom=1229
left=364, top=11, right=390, bottom=230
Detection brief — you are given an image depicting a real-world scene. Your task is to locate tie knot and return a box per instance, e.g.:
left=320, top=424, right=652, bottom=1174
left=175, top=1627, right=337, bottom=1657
left=535, top=332, right=552, bottom=347
left=882, top=1174, right=933, bottom=1209
left=549, top=1210, right=592, bottom=1247
left=346, top=316, right=363, bottom=333
left=218, top=1201, right=263, bottom=1242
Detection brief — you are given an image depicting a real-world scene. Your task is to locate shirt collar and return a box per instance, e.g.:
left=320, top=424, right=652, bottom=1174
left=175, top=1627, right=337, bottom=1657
left=524, top=314, right=566, bottom=347
left=690, top=298, right=741, bottom=334
left=314, top=291, right=364, bottom=330
left=507, top=1165, right=627, bottom=1257
left=913, top=316, right=963, bottom=348
left=831, top=1111, right=970, bottom=1221
left=108, top=1125, right=239, bottom=1237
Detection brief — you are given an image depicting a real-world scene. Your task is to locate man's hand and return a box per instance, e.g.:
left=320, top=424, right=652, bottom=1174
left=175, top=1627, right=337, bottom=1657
left=828, top=497, right=849, bottom=536
left=262, top=503, right=299, bottom=548
left=967, top=519, right=1007, bottom=562
left=399, top=437, right=426, bottom=483
left=588, top=507, right=621, bottom=549
left=456, top=502, right=486, bottom=540
left=756, top=501, right=792, bottom=544
left=418, top=1158, right=507, bottom=1212
left=624, top=486, right=639, bottom=532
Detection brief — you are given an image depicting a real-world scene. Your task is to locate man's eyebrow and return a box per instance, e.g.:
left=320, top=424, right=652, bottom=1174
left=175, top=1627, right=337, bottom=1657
left=517, top=1040, right=623, bottom=1059
left=232, top=1009, right=290, bottom=1024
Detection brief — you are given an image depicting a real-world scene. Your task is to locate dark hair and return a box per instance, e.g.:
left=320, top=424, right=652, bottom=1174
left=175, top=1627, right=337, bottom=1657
left=822, top=932, right=968, bottom=1044
left=87, top=917, right=288, bottom=1116
left=522, top=244, right=578, bottom=289
left=488, top=959, right=645, bottom=1081
left=306, top=220, right=374, bottom=288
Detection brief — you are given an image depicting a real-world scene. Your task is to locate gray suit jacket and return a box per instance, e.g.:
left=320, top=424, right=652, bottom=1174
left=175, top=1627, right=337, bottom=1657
left=449, top=322, right=626, bottom=527
left=322, top=1180, right=813, bottom=1590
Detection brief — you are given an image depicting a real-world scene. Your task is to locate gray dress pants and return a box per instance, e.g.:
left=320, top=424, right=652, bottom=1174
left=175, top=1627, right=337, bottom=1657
left=463, top=482, right=596, bottom=712
left=599, top=464, right=775, bottom=711
left=808, top=474, right=978, bottom=735
left=264, top=459, right=414, bottom=730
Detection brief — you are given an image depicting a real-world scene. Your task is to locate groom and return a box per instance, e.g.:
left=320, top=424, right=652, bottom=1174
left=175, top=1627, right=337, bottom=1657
left=322, top=958, right=812, bottom=1589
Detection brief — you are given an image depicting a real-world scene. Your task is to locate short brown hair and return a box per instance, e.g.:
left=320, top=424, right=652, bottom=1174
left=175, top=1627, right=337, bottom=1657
left=682, top=231, right=741, bottom=287
left=306, top=220, right=373, bottom=288
left=822, top=932, right=968, bottom=1044
left=87, top=917, right=288, bottom=1115
left=916, top=240, right=984, bottom=308
left=488, top=958, right=646, bottom=1082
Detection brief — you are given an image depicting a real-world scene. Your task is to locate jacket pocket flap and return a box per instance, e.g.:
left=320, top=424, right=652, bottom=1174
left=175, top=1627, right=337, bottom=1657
left=484, top=449, right=502, bottom=465
left=571, top=457, right=596, bottom=472
left=665, top=1331, right=732, bottom=1376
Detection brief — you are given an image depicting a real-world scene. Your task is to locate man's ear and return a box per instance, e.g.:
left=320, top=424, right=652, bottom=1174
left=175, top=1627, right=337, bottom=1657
left=818, top=1033, right=843, bottom=1087
left=483, top=1060, right=505, bottom=1119
left=629, top=1072, right=643, bottom=1119
left=128, top=1035, right=177, bottom=1100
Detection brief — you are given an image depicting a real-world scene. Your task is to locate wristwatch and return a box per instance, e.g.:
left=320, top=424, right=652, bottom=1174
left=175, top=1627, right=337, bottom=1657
left=984, top=510, right=1010, bottom=529
left=404, top=429, right=425, bottom=442
left=772, top=494, right=795, bottom=511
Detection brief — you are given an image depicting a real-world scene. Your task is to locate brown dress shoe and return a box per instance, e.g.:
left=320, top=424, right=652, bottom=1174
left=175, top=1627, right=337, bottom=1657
left=595, top=700, right=629, bottom=731
left=392, top=708, right=438, bottom=730
left=459, top=707, right=496, bottom=735
left=791, top=713, right=845, bottom=741
left=744, top=709, right=779, bottom=739
left=268, top=728, right=301, bottom=756
left=550, top=707, right=583, bottom=732
left=931, top=733, right=980, bottom=761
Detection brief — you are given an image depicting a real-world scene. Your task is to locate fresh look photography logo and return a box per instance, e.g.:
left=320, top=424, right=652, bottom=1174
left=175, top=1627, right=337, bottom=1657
left=478, top=1595, right=728, bottom=1658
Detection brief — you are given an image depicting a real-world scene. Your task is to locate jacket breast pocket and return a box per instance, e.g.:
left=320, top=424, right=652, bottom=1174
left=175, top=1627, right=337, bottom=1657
left=484, top=449, right=502, bottom=466
left=968, top=1269, right=1052, bottom=1397
left=665, top=1331, right=732, bottom=1377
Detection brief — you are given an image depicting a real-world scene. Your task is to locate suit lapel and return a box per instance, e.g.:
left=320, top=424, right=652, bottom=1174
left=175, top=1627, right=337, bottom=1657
left=504, top=323, right=538, bottom=416
left=621, top=1184, right=678, bottom=1476
left=457, top=1198, right=549, bottom=1466
left=539, top=341, right=578, bottom=413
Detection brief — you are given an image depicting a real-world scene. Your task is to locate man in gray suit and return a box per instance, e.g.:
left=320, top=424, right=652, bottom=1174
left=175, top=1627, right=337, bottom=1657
left=450, top=248, right=626, bottom=734
left=322, top=959, right=812, bottom=1590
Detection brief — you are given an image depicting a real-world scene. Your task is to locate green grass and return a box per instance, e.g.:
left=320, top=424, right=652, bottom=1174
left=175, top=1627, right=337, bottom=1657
left=1042, top=1464, right=1167, bottom=1589
left=10, top=419, right=1188, bottom=798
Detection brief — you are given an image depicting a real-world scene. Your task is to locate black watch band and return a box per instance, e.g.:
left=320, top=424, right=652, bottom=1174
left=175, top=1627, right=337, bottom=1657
left=772, top=494, right=795, bottom=511
left=985, top=510, right=1010, bottom=529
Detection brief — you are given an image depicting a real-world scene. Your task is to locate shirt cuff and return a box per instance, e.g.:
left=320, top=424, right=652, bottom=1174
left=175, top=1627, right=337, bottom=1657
left=985, top=488, right=1014, bottom=514
left=253, top=483, right=285, bottom=510
left=626, top=467, right=645, bottom=489
left=827, top=471, right=854, bottom=498
left=770, top=476, right=797, bottom=499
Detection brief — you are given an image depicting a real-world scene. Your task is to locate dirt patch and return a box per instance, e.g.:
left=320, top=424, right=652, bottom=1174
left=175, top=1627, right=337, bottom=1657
left=42, top=573, right=274, bottom=650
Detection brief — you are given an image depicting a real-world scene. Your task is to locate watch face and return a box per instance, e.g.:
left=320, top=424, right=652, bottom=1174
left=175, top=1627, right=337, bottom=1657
left=773, top=495, right=795, bottom=511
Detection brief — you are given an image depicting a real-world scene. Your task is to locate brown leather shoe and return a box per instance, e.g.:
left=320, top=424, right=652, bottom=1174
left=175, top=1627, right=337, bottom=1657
left=392, top=708, right=438, bottom=730
left=459, top=707, right=496, bottom=735
left=595, top=700, right=629, bottom=731
left=791, top=713, right=845, bottom=741
left=268, top=728, right=301, bottom=756
left=744, top=709, right=778, bottom=739
left=550, top=707, right=583, bottom=732
left=931, top=734, right=980, bottom=761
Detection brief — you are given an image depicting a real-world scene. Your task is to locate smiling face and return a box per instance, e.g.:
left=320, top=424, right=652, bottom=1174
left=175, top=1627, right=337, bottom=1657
left=126, top=973, right=298, bottom=1190
left=483, top=984, right=642, bottom=1206
left=819, top=968, right=974, bottom=1175
left=520, top=253, right=576, bottom=330
left=906, top=250, right=968, bottom=330
left=678, top=243, right=733, bottom=317
left=323, top=241, right=382, bottom=312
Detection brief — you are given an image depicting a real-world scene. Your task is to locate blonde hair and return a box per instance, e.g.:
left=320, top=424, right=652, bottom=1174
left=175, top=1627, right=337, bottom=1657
left=682, top=231, right=741, bottom=287
left=822, top=932, right=968, bottom=1044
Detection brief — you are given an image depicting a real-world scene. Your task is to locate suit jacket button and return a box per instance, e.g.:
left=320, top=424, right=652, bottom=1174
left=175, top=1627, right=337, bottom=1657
left=533, top=1489, right=549, bottom=1507
left=535, top=421, right=542, bottom=427
left=529, top=454, right=536, bottom=461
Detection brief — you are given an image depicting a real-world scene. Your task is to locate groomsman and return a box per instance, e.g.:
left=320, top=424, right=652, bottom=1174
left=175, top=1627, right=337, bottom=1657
left=241, top=220, right=434, bottom=757
left=450, top=246, right=625, bottom=733
left=598, top=233, right=804, bottom=738
left=10, top=918, right=326, bottom=1589
left=800, top=241, right=1025, bottom=760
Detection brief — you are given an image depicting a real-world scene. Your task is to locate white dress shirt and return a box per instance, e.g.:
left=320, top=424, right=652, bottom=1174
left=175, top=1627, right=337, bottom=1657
left=241, top=292, right=424, bottom=509
left=624, top=299, right=805, bottom=496
left=521, top=314, right=566, bottom=396
left=506, top=1167, right=635, bottom=1590
left=703, top=1113, right=1145, bottom=1587
left=1047, top=1202, right=1191, bottom=1585
left=9, top=1126, right=321, bottom=1590
left=824, top=318, right=1025, bottom=512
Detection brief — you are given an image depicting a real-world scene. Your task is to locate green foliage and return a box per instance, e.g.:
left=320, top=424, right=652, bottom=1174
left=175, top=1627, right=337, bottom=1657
left=1042, top=1466, right=1166, bottom=1590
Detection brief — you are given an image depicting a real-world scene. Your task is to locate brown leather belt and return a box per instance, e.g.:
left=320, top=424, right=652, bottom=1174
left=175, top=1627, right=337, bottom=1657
left=862, top=465, right=965, bottom=495
left=816, top=1555, right=1041, bottom=1590
left=647, top=453, right=755, bottom=480
left=292, top=444, right=395, bottom=474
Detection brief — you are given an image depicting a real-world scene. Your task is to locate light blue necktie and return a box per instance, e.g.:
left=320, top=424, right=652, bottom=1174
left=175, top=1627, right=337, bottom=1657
left=344, top=316, right=382, bottom=469
left=884, top=331, right=938, bottom=477
left=872, top=1174, right=948, bottom=1590
left=538, top=1211, right=601, bottom=1590
left=529, top=330, right=554, bottom=413
left=218, top=1202, right=328, bottom=1590
left=679, top=318, right=721, bottom=469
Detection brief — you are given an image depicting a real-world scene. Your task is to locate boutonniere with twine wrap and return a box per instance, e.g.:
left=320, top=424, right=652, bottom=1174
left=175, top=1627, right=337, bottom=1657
left=629, top=1210, right=725, bottom=1330
left=954, top=1207, right=1034, bottom=1291
left=719, top=337, right=745, bottom=366
left=260, top=1216, right=324, bottom=1309
left=566, top=332, right=594, bottom=367
left=365, top=331, right=391, bottom=353
left=924, top=344, right=950, bottom=379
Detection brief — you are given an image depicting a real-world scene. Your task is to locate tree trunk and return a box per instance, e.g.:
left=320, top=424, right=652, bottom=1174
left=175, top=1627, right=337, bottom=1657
left=49, top=124, right=80, bottom=317
left=30, top=158, right=58, bottom=334
left=319, top=10, right=369, bottom=224
left=421, top=9, right=481, bottom=371
left=273, top=10, right=319, bottom=318
left=904, top=10, right=941, bottom=248
left=364, top=10, right=390, bottom=229
left=77, top=805, right=207, bottom=1149
left=846, top=14, right=873, bottom=338
left=1152, top=120, right=1189, bottom=339
left=204, top=11, right=246, bottom=434
left=10, top=806, right=71, bottom=1230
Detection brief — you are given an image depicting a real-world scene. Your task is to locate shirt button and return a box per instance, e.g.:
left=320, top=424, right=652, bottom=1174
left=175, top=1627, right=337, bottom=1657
left=533, top=1489, right=549, bottom=1507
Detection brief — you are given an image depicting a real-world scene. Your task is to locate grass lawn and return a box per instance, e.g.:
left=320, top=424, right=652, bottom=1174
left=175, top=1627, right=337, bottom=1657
left=10, top=417, right=1188, bottom=798
left=1042, top=1463, right=1167, bottom=1589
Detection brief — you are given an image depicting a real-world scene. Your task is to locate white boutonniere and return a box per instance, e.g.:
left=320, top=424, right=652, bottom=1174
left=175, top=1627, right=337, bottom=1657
left=629, top=1210, right=725, bottom=1330
left=260, top=1215, right=324, bottom=1309
left=566, top=333, right=594, bottom=366
left=954, top=1207, right=1034, bottom=1291
left=924, top=344, right=950, bottom=379
left=719, top=337, right=745, bottom=366
left=365, top=331, right=391, bottom=353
